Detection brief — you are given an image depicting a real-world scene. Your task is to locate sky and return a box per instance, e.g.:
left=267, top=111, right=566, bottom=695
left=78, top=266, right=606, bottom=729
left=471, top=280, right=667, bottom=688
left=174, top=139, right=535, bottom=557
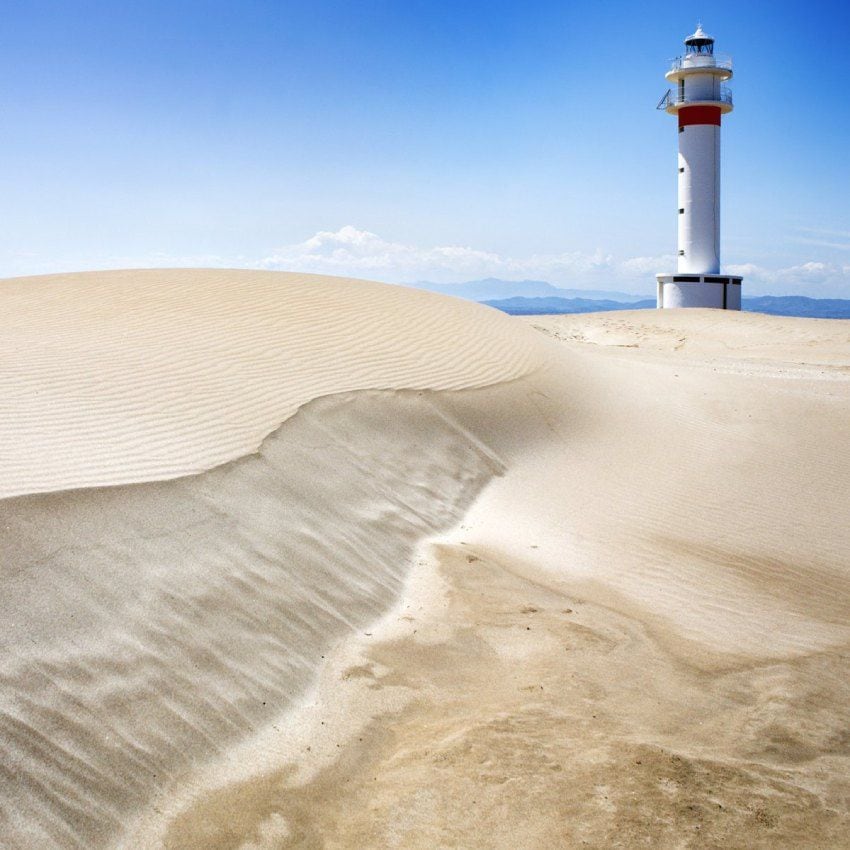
left=1, top=0, right=849, bottom=296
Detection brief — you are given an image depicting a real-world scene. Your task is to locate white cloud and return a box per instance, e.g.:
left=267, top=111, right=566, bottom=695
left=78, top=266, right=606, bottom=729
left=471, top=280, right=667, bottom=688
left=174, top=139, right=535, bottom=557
left=6, top=225, right=849, bottom=298
left=256, top=226, right=850, bottom=297
left=256, top=226, right=674, bottom=291
left=618, top=254, right=678, bottom=275
left=257, top=225, right=513, bottom=279
left=726, top=261, right=850, bottom=296
left=794, top=238, right=850, bottom=252
left=794, top=227, right=850, bottom=251
left=797, top=227, right=850, bottom=239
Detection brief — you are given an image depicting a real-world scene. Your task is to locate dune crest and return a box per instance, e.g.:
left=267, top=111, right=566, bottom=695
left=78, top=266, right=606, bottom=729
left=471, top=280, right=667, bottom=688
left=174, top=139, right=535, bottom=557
left=0, top=269, right=548, bottom=498
left=0, top=387, right=521, bottom=849
left=3, top=273, right=849, bottom=848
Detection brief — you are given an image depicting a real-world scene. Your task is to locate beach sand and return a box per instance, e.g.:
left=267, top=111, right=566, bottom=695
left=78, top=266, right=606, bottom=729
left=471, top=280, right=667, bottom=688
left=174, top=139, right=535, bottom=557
left=1, top=272, right=848, bottom=848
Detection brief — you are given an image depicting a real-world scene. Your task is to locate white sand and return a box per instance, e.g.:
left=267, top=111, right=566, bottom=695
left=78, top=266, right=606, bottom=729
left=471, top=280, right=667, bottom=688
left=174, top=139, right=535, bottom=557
left=2, top=274, right=849, bottom=849
left=0, top=269, right=545, bottom=497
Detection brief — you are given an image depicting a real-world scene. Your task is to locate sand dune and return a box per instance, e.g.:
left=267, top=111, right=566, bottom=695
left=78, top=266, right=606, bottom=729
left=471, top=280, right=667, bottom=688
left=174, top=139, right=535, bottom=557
left=0, top=269, right=545, bottom=497
left=2, top=273, right=849, bottom=848
left=2, top=391, right=511, bottom=848
left=1, top=270, right=552, bottom=848
left=150, top=308, right=850, bottom=848
left=525, top=308, right=850, bottom=369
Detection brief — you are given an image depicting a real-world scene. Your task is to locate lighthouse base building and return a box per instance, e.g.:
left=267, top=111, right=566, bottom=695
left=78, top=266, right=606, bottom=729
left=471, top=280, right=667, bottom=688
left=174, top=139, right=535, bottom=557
left=656, top=25, right=742, bottom=310
left=656, top=273, right=743, bottom=309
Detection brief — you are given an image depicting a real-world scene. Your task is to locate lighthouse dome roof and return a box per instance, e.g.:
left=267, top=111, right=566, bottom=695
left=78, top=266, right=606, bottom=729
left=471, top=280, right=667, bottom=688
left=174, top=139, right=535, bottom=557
left=685, top=23, right=714, bottom=44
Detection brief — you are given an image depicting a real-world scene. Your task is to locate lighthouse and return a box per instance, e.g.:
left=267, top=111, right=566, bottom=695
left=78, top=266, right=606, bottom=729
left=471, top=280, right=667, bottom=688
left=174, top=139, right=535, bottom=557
left=656, top=25, right=742, bottom=309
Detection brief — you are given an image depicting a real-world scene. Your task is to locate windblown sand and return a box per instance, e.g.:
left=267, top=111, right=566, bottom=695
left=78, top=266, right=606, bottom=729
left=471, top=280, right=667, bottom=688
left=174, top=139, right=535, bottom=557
left=1, top=272, right=848, bottom=849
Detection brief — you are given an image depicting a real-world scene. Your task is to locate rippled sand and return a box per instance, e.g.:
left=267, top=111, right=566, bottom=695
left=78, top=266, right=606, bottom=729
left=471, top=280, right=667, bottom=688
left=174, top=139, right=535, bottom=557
left=0, top=269, right=543, bottom=497
left=2, top=273, right=848, bottom=848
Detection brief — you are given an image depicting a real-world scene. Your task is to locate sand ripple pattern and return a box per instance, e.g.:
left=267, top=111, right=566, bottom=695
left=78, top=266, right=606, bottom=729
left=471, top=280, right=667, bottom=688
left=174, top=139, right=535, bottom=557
left=0, top=390, right=505, bottom=848
left=0, top=269, right=547, bottom=497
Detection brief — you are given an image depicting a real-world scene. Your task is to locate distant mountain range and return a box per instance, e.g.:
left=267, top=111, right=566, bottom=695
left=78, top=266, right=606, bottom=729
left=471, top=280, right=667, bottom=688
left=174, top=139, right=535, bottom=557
left=740, top=296, right=850, bottom=319
left=481, top=294, right=850, bottom=319
left=410, top=280, right=850, bottom=319
left=482, top=296, right=655, bottom=314
left=413, top=278, right=642, bottom=303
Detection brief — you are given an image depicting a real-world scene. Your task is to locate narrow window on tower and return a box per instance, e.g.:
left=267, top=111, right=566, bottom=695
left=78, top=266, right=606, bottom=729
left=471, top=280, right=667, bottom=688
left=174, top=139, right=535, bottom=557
left=679, top=125, right=685, bottom=133
left=678, top=208, right=684, bottom=214
left=678, top=250, right=685, bottom=256
left=679, top=166, right=685, bottom=173
left=678, top=79, right=685, bottom=102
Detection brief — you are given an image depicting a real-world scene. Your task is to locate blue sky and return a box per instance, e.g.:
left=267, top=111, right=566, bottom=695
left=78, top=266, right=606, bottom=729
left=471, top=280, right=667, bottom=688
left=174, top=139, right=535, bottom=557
left=1, top=0, right=848, bottom=295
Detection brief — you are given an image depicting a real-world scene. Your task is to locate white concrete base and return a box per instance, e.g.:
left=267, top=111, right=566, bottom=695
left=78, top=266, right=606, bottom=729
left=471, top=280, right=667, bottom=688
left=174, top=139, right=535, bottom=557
left=656, top=274, right=743, bottom=309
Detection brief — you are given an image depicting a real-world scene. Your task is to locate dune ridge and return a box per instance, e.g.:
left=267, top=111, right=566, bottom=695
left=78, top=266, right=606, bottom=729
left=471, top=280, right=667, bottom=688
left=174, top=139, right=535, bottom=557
left=137, top=311, right=850, bottom=848
left=3, top=272, right=849, bottom=848
left=0, top=270, right=555, bottom=847
left=0, top=269, right=547, bottom=498
left=0, top=387, right=521, bottom=849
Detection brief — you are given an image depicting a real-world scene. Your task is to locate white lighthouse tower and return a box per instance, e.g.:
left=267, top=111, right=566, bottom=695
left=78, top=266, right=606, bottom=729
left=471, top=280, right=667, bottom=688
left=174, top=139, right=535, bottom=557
left=656, top=25, right=742, bottom=309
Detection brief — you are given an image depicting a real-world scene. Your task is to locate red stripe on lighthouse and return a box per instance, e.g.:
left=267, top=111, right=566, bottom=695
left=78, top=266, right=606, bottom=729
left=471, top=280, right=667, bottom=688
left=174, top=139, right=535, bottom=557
left=678, top=106, right=721, bottom=127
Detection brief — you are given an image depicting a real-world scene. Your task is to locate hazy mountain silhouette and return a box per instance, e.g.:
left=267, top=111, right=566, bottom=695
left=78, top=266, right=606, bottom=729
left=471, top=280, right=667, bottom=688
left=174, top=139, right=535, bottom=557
left=483, top=293, right=850, bottom=319
left=413, top=278, right=644, bottom=303
left=741, top=296, right=850, bottom=319
left=483, top=296, right=654, bottom=314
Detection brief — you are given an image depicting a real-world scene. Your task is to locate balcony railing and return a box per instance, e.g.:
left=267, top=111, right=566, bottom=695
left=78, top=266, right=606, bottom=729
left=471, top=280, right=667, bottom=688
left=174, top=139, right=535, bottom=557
left=669, top=53, right=733, bottom=73
left=656, top=85, right=733, bottom=110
